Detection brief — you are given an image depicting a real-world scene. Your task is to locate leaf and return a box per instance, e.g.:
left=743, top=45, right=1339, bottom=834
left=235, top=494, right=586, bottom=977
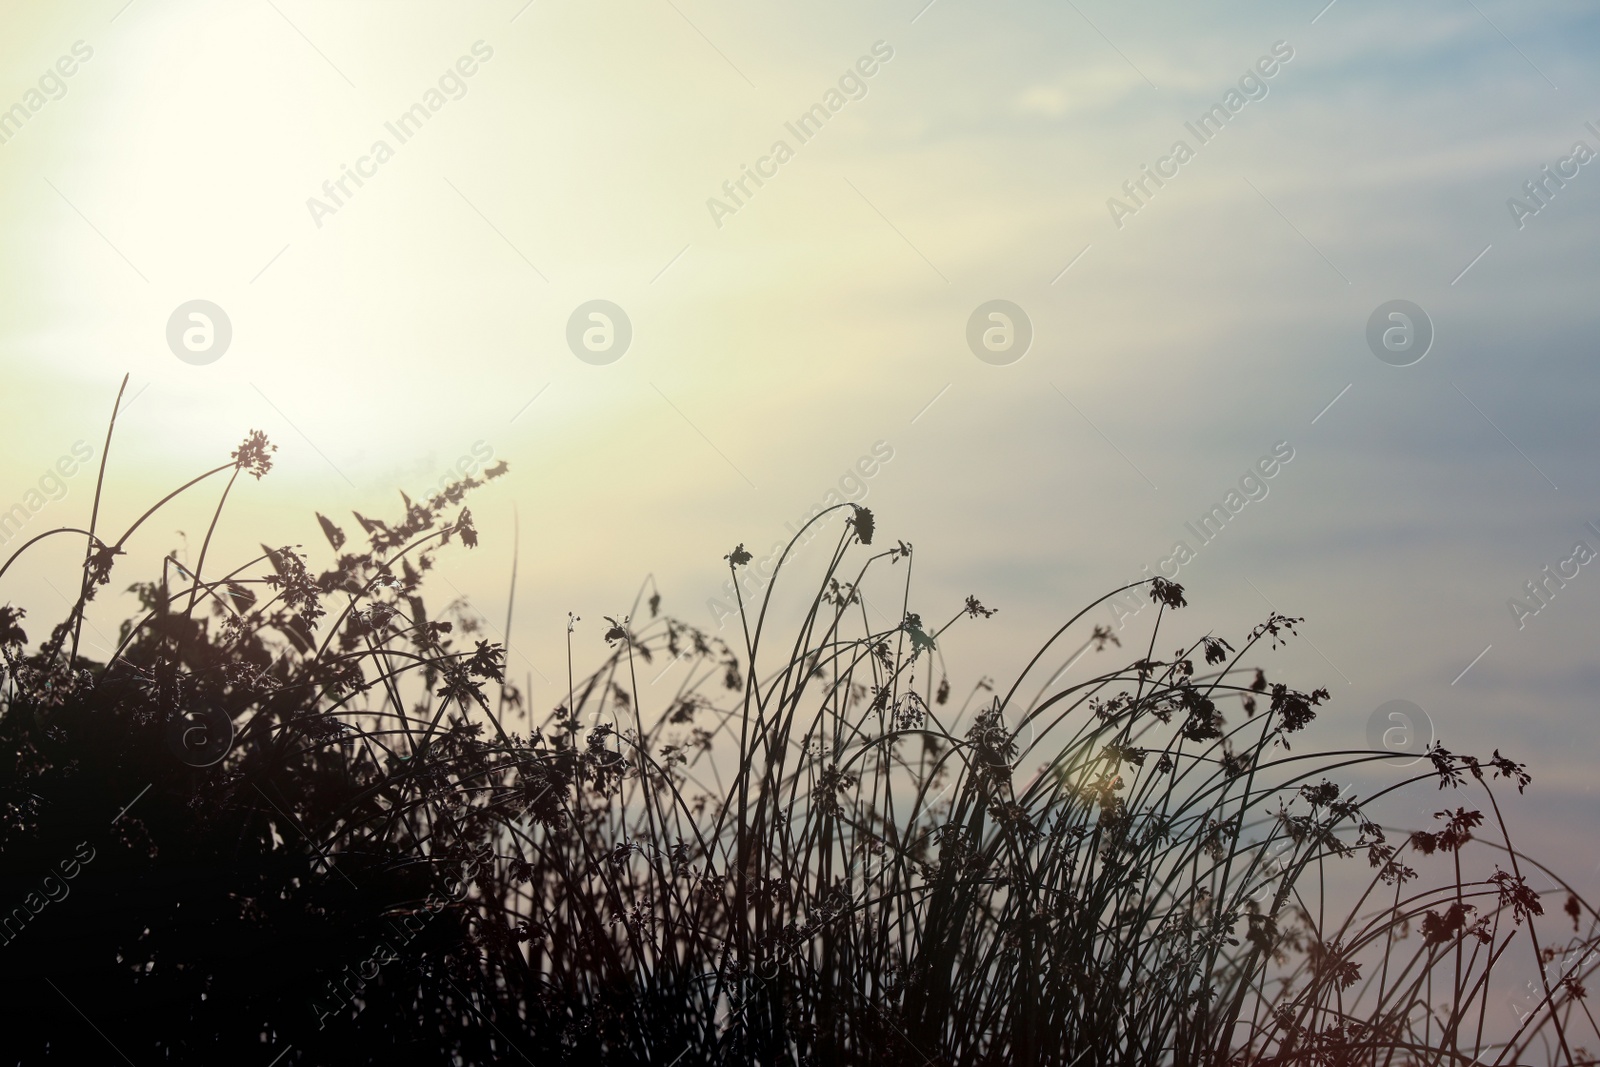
left=261, top=544, right=290, bottom=579
left=315, top=512, right=347, bottom=551
left=0, top=605, right=27, bottom=647
left=351, top=511, right=387, bottom=536
left=281, top=614, right=317, bottom=654
left=225, top=581, right=257, bottom=612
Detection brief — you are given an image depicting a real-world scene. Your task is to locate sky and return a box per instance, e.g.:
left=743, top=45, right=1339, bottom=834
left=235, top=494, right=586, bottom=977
left=2, top=0, right=1599, bottom=888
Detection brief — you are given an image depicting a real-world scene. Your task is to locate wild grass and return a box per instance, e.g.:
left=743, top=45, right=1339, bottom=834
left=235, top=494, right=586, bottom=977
left=1, top=384, right=1596, bottom=1065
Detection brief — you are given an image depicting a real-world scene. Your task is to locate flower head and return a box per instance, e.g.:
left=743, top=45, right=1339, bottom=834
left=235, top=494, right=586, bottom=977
left=231, top=430, right=276, bottom=479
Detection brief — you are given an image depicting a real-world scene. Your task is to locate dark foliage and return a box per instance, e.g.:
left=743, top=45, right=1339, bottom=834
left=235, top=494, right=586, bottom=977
left=2, top=388, right=1597, bottom=1066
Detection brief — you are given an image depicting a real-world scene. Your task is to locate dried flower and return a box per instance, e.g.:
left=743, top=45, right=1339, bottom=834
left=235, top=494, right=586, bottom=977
left=1149, top=577, right=1186, bottom=608
left=231, top=429, right=276, bottom=479
left=848, top=505, right=874, bottom=545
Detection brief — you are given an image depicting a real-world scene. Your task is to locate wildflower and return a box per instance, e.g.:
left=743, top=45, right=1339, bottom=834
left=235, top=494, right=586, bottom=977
left=1247, top=913, right=1278, bottom=954
left=1489, top=868, right=1544, bottom=924
left=1421, top=902, right=1476, bottom=946
left=815, top=764, right=857, bottom=816
left=1201, top=635, right=1233, bottom=665
left=1426, top=807, right=1483, bottom=852
left=466, top=640, right=505, bottom=681
left=823, top=579, right=859, bottom=607
left=1250, top=612, right=1304, bottom=649
left=454, top=508, right=478, bottom=549
left=897, top=689, right=931, bottom=730
left=1310, top=940, right=1362, bottom=990
left=1269, top=683, right=1329, bottom=736
left=1489, top=749, right=1532, bottom=793
left=231, top=429, right=276, bottom=479
left=964, top=595, right=997, bottom=619
left=86, top=541, right=126, bottom=589
left=987, top=799, right=1038, bottom=839
left=1299, top=781, right=1341, bottom=809
left=902, top=613, right=936, bottom=658
left=848, top=505, right=874, bottom=545
left=1101, top=742, right=1147, bottom=768
left=436, top=662, right=489, bottom=713
left=261, top=544, right=325, bottom=626
left=1149, top=576, right=1186, bottom=608
left=1427, top=742, right=1466, bottom=789
left=1180, top=696, right=1224, bottom=741
left=1368, top=843, right=1416, bottom=886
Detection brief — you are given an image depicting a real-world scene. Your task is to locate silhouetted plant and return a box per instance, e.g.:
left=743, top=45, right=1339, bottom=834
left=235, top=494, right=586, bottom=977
left=2, top=381, right=1596, bottom=1066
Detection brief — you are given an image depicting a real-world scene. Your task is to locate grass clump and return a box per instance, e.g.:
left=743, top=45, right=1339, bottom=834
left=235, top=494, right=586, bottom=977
left=1, top=383, right=1596, bottom=1065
